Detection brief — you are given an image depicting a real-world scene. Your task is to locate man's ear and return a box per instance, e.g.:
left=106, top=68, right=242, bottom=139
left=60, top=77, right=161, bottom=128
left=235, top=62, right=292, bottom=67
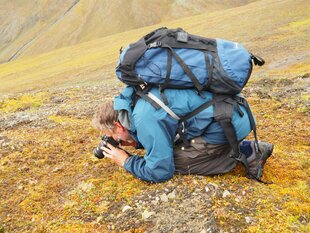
left=114, top=121, right=125, bottom=132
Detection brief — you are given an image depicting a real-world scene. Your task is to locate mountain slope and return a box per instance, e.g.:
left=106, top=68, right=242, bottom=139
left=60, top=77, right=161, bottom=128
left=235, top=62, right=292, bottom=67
left=0, top=0, right=308, bottom=95
left=0, top=0, right=257, bottom=63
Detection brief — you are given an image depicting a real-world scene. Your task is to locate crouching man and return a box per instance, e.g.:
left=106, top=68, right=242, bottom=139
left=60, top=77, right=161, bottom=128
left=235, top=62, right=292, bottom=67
left=92, top=86, right=273, bottom=183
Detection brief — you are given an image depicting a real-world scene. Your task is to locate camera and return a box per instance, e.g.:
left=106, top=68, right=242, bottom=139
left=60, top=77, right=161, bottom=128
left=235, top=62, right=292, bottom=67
left=93, top=135, right=120, bottom=159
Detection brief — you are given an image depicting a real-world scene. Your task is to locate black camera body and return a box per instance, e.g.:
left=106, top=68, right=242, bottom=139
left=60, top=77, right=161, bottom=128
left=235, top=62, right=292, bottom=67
left=93, top=135, right=120, bottom=159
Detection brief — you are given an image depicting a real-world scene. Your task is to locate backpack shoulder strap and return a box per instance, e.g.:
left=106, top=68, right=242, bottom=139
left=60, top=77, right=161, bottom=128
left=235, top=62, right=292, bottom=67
left=146, top=92, right=180, bottom=121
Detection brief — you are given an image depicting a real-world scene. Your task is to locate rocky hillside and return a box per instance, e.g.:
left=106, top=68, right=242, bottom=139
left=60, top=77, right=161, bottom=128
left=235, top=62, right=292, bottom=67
left=0, top=0, right=256, bottom=63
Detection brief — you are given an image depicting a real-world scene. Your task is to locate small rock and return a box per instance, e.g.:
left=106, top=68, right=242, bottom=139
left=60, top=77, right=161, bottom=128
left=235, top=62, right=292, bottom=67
left=142, top=210, right=155, bottom=220
left=245, top=216, right=252, bottom=224
left=29, top=179, right=38, bottom=185
left=135, top=203, right=142, bottom=209
left=209, top=182, right=219, bottom=189
left=200, top=230, right=207, bottom=233
left=0, top=136, right=9, bottom=142
left=222, top=190, right=231, bottom=198
left=167, top=191, right=176, bottom=199
left=160, top=193, right=169, bottom=202
left=151, top=200, right=159, bottom=205
left=122, top=205, right=132, bottom=213
left=1, top=161, right=8, bottom=166
left=52, top=167, right=63, bottom=172
left=96, top=216, right=103, bottom=223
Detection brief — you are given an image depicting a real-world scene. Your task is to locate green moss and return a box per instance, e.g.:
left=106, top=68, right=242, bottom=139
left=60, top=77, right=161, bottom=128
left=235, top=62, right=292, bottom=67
left=0, top=92, right=47, bottom=113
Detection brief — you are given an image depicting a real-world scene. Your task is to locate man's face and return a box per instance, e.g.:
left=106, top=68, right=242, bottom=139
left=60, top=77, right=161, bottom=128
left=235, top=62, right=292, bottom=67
left=101, top=122, right=134, bottom=146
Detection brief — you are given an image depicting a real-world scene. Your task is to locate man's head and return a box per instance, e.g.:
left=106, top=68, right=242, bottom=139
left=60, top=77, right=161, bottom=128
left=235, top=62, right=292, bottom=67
left=92, top=102, right=134, bottom=145
left=92, top=102, right=117, bottom=132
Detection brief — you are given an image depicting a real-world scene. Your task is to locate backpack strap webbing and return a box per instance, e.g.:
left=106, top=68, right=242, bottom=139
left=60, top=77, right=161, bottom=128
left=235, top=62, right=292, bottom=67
left=133, top=85, right=161, bottom=110
left=176, top=96, right=224, bottom=148
left=213, top=95, right=250, bottom=173
left=161, top=44, right=205, bottom=97
left=233, top=96, right=259, bottom=154
left=159, top=48, right=173, bottom=105
left=213, top=95, right=270, bottom=183
left=146, top=92, right=180, bottom=121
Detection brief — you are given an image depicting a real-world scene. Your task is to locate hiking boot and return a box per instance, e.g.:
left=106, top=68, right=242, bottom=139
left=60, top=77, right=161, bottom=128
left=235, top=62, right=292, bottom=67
left=247, top=141, right=274, bottom=180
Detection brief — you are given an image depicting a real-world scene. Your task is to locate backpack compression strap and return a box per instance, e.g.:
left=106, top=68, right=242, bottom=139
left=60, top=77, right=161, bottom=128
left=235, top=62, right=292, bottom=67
left=213, top=95, right=251, bottom=174
left=160, top=44, right=205, bottom=96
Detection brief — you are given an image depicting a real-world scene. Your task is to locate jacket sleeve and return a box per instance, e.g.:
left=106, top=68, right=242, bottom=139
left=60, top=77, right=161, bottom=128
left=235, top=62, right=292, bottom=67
left=123, top=100, right=178, bottom=183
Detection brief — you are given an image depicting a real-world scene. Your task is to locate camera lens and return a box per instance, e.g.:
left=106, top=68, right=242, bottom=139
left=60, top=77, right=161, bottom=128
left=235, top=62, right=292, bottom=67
left=93, top=147, right=104, bottom=159
left=93, top=140, right=106, bottom=159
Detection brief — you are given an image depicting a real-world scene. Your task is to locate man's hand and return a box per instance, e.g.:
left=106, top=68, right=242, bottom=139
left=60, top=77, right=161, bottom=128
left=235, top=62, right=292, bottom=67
left=101, top=143, right=129, bottom=167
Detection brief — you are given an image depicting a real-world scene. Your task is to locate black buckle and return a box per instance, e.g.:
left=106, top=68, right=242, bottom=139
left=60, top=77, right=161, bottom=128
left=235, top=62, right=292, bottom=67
left=177, top=31, right=188, bottom=43
left=251, top=54, right=265, bottom=66
left=234, top=96, right=244, bottom=105
left=230, top=152, right=243, bottom=161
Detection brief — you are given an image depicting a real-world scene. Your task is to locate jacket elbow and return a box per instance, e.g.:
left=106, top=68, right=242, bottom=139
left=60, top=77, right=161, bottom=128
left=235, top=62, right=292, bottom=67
left=151, top=169, right=174, bottom=183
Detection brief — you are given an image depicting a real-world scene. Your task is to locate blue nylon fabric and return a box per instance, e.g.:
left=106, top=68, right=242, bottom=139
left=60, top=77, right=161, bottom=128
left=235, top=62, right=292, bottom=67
left=114, top=87, right=253, bottom=182
left=216, top=39, right=251, bottom=87
left=135, top=48, right=208, bottom=86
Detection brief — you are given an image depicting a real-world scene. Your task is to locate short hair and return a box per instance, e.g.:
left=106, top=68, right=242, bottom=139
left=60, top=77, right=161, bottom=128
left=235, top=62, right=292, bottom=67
left=92, top=102, right=118, bottom=131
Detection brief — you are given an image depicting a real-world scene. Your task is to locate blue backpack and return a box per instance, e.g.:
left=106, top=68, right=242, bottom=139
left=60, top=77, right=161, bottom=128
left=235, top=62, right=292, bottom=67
left=115, top=27, right=266, bottom=182
left=116, top=27, right=264, bottom=96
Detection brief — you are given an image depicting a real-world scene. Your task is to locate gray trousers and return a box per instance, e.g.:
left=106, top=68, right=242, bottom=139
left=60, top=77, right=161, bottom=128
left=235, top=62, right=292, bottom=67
left=174, top=137, right=236, bottom=175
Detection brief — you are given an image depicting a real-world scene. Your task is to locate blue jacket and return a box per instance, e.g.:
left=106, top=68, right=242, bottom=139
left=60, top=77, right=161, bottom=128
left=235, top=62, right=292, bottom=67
left=114, top=86, right=253, bottom=182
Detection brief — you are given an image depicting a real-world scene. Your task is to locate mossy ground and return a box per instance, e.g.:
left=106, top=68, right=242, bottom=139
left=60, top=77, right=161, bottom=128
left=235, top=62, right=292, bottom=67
left=0, top=71, right=309, bottom=232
